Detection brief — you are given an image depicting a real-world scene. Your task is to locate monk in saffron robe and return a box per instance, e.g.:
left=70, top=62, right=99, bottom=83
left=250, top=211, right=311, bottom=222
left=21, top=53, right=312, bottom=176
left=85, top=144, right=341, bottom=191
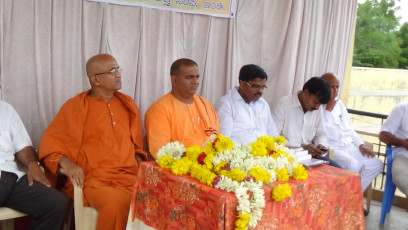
left=145, top=58, right=219, bottom=157
left=38, top=54, right=146, bottom=230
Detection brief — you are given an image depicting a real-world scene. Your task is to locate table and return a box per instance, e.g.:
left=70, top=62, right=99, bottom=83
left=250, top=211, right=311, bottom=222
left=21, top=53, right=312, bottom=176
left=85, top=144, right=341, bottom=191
left=128, top=162, right=365, bottom=230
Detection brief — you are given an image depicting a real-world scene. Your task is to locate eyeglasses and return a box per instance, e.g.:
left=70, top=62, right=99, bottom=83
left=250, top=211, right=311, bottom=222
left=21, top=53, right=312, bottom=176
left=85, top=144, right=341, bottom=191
left=94, top=67, right=123, bottom=76
left=241, top=80, right=267, bottom=90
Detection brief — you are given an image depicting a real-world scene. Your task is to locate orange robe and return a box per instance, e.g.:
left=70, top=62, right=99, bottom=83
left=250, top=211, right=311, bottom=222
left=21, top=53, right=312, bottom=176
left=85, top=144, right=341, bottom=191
left=39, top=90, right=146, bottom=230
left=145, top=93, right=219, bottom=157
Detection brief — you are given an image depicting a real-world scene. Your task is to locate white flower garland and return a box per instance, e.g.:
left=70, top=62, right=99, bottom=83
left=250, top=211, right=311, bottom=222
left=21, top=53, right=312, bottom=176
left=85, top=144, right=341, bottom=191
left=157, top=135, right=304, bottom=229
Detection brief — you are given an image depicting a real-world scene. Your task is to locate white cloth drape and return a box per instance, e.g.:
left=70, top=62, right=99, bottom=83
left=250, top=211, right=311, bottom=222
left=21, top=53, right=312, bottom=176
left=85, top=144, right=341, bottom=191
left=0, top=0, right=357, bottom=146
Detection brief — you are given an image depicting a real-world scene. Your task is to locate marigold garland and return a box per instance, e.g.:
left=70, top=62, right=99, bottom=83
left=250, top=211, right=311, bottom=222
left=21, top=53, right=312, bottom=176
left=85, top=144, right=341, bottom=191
left=156, top=134, right=308, bottom=230
left=272, top=183, right=292, bottom=201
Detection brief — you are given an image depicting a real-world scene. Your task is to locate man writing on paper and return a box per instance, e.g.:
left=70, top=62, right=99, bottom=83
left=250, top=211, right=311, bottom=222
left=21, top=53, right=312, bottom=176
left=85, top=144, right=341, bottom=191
left=39, top=54, right=147, bottom=230
left=145, top=58, right=219, bottom=157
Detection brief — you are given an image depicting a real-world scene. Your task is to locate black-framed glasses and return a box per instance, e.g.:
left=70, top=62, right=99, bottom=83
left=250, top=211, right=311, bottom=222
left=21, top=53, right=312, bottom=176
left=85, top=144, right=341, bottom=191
left=241, top=80, right=267, bottom=90
left=94, top=67, right=123, bottom=76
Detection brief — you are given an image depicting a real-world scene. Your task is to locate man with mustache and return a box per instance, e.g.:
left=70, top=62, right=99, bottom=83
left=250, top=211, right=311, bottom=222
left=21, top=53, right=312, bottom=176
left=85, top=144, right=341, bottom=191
left=39, top=54, right=147, bottom=230
left=145, top=58, right=219, bottom=157
left=215, top=64, right=278, bottom=144
left=272, top=77, right=340, bottom=167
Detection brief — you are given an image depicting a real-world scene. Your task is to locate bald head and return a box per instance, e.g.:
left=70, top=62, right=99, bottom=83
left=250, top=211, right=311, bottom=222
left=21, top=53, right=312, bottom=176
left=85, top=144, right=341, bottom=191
left=86, top=54, right=117, bottom=78
left=321, top=72, right=337, bottom=82
left=321, top=73, right=340, bottom=100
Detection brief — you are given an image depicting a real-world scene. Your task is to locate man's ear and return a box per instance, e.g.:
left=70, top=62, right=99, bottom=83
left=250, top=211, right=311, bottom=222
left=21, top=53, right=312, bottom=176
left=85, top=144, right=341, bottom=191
left=171, top=75, right=177, bottom=84
left=238, top=80, right=244, bottom=89
left=90, top=75, right=100, bottom=86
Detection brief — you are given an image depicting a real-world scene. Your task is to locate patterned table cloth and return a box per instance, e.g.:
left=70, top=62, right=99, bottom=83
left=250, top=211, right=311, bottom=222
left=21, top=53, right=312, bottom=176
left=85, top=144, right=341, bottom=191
left=130, top=162, right=364, bottom=230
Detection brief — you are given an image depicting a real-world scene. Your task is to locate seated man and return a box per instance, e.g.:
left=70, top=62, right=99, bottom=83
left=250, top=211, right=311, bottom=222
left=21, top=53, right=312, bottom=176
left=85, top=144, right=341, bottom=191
left=379, top=102, right=408, bottom=198
left=271, top=77, right=340, bottom=167
left=321, top=73, right=382, bottom=196
left=0, top=98, right=67, bottom=230
left=215, top=64, right=278, bottom=143
left=145, top=58, right=219, bottom=157
left=39, top=54, right=147, bottom=230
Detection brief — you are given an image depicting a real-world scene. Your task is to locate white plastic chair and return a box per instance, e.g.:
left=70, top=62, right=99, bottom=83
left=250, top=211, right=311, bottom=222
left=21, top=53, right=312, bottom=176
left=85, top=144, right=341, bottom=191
left=0, top=207, right=27, bottom=230
left=73, top=184, right=98, bottom=230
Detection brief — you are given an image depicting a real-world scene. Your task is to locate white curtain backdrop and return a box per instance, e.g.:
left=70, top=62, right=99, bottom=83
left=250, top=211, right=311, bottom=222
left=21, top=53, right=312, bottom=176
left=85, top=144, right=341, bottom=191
left=0, top=0, right=357, bottom=146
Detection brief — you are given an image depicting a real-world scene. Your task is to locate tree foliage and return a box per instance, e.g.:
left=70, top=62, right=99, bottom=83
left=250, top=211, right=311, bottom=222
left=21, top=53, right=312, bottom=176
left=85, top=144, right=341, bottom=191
left=353, top=0, right=402, bottom=68
left=397, top=22, right=408, bottom=69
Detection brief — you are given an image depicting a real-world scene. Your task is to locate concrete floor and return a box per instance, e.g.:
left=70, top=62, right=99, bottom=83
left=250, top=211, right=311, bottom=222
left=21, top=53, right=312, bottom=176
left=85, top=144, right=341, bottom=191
left=365, top=199, right=408, bottom=230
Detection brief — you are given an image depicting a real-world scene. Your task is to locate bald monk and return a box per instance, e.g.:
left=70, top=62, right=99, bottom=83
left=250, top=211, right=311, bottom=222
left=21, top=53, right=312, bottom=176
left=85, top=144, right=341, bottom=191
left=39, top=54, right=147, bottom=230
left=145, top=58, right=219, bottom=157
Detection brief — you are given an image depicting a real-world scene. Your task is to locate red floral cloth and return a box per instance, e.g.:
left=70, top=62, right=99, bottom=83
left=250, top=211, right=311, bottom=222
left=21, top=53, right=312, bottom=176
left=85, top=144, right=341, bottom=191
left=130, top=162, right=364, bottom=230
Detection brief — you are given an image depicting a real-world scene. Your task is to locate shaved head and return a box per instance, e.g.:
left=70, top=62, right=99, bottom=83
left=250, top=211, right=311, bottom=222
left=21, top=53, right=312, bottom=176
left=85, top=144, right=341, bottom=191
left=321, top=72, right=340, bottom=100
left=321, top=72, right=337, bottom=82
left=86, top=54, right=116, bottom=78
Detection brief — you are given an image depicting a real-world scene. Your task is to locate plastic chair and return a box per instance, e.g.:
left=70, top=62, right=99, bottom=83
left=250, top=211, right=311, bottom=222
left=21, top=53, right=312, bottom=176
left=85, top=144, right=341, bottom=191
left=363, top=141, right=374, bottom=212
left=380, top=145, right=396, bottom=226
left=0, top=207, right=27, bottom=230
left=74, top=184, right=98, bottom=230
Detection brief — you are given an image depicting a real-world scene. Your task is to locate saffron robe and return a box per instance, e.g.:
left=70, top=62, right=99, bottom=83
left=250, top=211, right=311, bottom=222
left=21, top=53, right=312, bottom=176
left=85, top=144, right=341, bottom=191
left=145, top=93, right=219, bottom=157
left=39, top=90, right=146, bottom=230
left=38, top=90, right=146, bottom=198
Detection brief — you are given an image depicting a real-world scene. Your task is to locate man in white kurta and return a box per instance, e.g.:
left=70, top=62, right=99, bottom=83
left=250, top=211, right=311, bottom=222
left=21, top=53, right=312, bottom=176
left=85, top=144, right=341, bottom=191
left=215, top=64, right=278, bottom=144
left=321, top=73, right=382, bottom=192
left=379, top=102, right=408, bottom=197
left=271, top=77, right=340, bottom=167
left=0, top=99, right=67, bottom=230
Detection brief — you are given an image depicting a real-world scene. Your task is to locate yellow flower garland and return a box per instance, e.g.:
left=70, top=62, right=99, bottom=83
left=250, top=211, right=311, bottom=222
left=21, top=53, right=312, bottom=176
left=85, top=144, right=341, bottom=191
left=156, top=134, right=308, bottom=230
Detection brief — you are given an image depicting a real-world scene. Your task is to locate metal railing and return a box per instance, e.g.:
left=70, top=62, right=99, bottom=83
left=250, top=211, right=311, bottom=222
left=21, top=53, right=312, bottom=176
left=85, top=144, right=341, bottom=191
left=347, top=109, right=388, bottom=191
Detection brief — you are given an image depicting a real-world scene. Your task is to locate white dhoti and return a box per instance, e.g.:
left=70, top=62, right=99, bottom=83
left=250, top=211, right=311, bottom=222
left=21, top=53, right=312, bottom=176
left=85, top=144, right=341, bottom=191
left=332, top=145, right=383, bottom=191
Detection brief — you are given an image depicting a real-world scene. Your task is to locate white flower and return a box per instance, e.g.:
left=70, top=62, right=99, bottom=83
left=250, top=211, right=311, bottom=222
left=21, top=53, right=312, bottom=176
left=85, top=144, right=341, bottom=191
left=156, top=141, right=185, bottom=160
left=158, top=135, right=299, bottom=230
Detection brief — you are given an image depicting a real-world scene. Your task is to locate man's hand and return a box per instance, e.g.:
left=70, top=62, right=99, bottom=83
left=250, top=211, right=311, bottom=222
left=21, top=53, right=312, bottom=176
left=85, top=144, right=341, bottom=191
left=359, top=144, right=375, bottom=158
left=401, top=139, right=408, bottom=151
left=27, top=162, right=51, bottom=187
left=59, top=156, right=84, bottom=188
left=14, top=146, right=51, bottom=187
left=302, top=144, right=326, bottom=158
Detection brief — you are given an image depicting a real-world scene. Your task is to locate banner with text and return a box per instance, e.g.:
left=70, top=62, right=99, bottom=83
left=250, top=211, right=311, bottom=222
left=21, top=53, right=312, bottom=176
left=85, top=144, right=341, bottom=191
left=86, top=0, right=237, bottom=18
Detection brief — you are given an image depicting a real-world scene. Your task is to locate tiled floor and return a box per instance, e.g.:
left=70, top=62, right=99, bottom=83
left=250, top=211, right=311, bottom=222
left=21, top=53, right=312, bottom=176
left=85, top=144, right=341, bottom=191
left=365, top=199, right=408, bottom=230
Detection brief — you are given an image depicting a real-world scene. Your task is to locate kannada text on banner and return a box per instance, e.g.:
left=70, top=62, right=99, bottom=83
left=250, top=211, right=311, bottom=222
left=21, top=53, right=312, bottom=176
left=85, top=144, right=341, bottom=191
left=86, top=0, right=237, bottom=18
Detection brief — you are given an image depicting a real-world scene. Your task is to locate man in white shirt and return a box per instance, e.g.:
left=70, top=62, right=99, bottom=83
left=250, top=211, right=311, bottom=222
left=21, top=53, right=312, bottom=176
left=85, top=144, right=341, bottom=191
left=271, top=77, right=340, bottom=167
left=379, top=102, right=408, bottom=198
left=321, top=73, right=382, bottom=195
left=0, top=99, right=67, bottom=230
left=215, top=64, right=278, bottom=143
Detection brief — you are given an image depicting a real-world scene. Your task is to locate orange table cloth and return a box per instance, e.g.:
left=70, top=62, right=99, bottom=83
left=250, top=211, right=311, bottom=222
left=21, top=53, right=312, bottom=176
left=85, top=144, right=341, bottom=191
left=130, top=162, right=365, bottom=230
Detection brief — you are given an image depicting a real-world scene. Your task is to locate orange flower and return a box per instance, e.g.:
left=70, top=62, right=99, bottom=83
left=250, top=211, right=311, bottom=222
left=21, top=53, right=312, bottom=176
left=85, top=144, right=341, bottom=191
left=187, top=218, right=196, bottom=230
left=293, top=205, right=302, bottom=217
left=150, top=199, right=159, bottom=211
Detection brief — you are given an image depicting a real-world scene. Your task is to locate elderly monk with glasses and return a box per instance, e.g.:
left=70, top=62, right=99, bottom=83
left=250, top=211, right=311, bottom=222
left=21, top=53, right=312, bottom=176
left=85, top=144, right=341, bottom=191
left=215, top=64, right=279, bottom=144
left=145, top=58, right=219, bottom=158
left=39, top=53, right=147, bottom=230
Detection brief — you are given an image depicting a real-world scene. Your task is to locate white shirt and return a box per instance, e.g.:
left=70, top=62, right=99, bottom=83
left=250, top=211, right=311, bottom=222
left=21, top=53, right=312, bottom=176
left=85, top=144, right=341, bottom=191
left=271, top=93, right=327, bottom=148
left=215, top=87, right=278, bottom=144
left=0, top=100, right=32, bottom=179
left=322, top=100, right=364, bottom=148
left=381, top=102, right=408, bottom=159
